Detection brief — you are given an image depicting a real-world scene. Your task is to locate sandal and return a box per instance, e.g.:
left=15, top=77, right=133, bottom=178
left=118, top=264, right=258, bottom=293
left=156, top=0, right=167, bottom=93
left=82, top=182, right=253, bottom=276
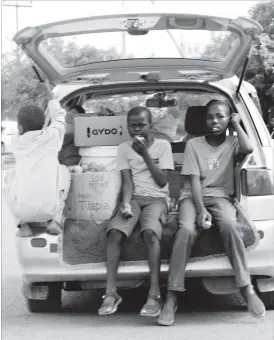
left=98, top=293, right=122, bottom=316
left=140, top=295, right=162, bottom=317
left=157, top=302, right=178, bottom=326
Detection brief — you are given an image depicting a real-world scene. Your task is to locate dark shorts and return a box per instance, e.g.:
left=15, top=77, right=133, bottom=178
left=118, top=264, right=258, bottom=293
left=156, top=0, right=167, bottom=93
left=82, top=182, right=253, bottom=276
left=107, top=195, right=168, bottom=240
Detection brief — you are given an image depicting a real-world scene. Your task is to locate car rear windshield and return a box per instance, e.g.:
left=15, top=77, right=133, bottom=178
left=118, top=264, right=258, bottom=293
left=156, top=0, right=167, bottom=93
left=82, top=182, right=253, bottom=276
left=39, top=29, right=238, bottom=68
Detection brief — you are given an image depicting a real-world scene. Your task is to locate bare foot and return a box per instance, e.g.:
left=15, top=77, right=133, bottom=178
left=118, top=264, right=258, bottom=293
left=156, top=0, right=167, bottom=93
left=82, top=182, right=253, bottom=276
left=47, top=220, right=62, bottom=235
left=240, top=285, right=266, bottom=318
left=16, top=223, right=33, bottom=237
left=158, top=291, right=178, bottom=326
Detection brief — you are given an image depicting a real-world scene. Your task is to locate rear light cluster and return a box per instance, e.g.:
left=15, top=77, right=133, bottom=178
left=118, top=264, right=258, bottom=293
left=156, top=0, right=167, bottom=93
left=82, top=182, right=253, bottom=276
left=30, top=238, right=58, bottom=253
left=241, top=168, right=274, bottom=196
left=31, top=238, right=47, bottom=248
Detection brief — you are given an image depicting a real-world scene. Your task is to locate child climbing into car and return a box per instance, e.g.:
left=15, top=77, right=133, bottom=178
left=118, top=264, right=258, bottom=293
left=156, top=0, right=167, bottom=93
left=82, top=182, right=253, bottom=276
left=158, top=99, right=266, bottom=326
left=3, top=79, right=71, bottom=236
left=98, top=106, right=174, bottom=317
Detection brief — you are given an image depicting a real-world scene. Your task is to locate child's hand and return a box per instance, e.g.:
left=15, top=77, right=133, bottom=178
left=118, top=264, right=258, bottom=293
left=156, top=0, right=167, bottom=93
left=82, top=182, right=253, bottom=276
left=230, top=112, right=241, bottom=128
left=132, top=137, right=147, bottom=156
left=197, top=209, right=212, bottom=230
left=120, top=202, right=133, bottom=219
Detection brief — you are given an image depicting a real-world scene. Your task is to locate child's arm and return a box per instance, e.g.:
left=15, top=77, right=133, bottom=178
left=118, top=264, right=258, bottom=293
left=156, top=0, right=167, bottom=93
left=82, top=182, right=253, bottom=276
left=143, top=153, right=169, bottom=188
left=43, top=79, right=67, bottom=149
left=120, top=169, right=134, bottom=218
left=46, top=100, right=67, bottom=150
left=117, top=144, right=134, bottom=218
left=191, top=175, right=212, bottom=228
left=132, top=139, right=173, bottom=188
left=231, top=113, right=253, bottom=155
left=182, top=140, right=211, bottom=229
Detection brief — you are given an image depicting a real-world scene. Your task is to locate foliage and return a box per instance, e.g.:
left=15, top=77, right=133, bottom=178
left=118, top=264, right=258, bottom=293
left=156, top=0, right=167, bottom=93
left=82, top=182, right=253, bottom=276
left=41, top=37, right=121, bottom=67
left=1, top=2, right=273, bottom=124
left=202, top=1, right=274, bottom=123
left=246, top=0, right=274, bottom=124
left=1, top=38, right=121, bottom=121
left=1, top=51, right=48, bottom=120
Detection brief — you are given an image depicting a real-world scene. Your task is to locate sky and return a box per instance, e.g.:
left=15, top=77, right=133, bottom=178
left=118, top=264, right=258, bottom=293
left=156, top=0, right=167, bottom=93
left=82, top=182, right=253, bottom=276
left=1, top=0, right=259, bottom=54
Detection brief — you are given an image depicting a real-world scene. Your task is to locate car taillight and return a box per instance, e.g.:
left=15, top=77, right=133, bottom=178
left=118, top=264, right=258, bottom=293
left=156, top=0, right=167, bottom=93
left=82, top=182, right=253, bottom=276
left=31, top=238, right=47, bottom=248
left=241, top=168, right=274, bottom=196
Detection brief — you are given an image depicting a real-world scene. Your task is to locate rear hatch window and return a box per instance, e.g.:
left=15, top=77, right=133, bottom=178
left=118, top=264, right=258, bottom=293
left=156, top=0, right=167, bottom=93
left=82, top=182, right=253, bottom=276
left=40, top=29, right=236, bottom=68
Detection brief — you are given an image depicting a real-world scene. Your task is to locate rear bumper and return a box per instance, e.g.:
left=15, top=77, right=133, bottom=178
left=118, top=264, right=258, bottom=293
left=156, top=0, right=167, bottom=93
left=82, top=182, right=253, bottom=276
left=16, top=220, right=274, bottom=285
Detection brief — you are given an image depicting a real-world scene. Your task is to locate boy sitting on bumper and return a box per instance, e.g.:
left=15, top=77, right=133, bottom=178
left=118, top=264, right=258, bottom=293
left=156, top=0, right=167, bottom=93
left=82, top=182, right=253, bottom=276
left=98, top=106, right=174, bottom=317
left=158, top=100, right=266, bottom=326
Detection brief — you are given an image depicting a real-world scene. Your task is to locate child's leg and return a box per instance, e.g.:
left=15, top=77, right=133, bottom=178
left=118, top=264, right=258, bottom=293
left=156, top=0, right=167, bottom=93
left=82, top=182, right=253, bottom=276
left=141, top=229, right=162, bottom=317
left=142, top=230, right=161, bottom=297
left=138, top=198, right=167, bottom=317
left=98, top=201, right=141, bottom=315
left=167, top=198, right=198, bottom=294
left=98, top=230, right=125, bottom=316
left=158, top=198, right=198, bottom=325
left=46, top=200, right=64, bottom=235
left=205, top=197, right=265, bottom=318
left=205, top=197, right=250, bottom=287
left=105, top=229, right=124, bottom=295
left=47, top=165, right=71, bottom=235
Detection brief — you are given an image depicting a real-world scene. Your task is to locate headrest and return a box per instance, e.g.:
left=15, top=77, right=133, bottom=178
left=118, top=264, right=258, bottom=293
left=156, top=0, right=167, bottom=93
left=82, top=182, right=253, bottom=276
left=184, top=106, right=208, bottom=136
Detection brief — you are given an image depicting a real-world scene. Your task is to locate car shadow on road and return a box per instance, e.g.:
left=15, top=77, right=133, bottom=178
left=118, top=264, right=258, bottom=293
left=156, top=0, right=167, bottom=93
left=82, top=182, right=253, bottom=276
left=59, top=286, right=247, bottom=322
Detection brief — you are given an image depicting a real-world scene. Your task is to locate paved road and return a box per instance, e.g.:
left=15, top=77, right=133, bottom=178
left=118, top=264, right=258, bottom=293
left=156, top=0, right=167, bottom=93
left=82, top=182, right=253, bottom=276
left=1, top=153, right=15, bottom=170
left=1, top=157, right=274, bottom=340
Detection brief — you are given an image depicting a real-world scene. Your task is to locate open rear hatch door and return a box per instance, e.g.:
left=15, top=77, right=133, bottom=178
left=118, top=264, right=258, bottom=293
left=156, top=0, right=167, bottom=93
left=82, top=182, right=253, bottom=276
left=13, top=13, right=263, bottom=85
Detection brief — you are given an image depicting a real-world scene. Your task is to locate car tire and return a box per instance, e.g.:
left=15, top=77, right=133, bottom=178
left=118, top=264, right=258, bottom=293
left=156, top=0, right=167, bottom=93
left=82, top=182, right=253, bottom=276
left=258, top=291, right=274, bottom=310
left=26, top=283, right=62, bottom=313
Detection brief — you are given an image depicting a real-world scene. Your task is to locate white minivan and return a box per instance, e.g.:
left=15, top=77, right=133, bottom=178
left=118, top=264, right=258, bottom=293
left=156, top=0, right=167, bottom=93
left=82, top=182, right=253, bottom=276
left=13, top=13, right=274, bottom=312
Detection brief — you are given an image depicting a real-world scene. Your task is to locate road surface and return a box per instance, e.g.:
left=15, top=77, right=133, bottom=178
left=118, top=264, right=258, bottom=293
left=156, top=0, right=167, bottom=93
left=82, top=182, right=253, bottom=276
left=1, top=156, right=274, bottom=340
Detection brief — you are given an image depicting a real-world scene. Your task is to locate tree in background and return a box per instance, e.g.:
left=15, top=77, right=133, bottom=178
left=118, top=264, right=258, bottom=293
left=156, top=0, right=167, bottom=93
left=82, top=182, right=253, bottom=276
left=1, top=51, right=48, bottom=120
left=1, top=38, right=121, bottom=121
left=2, top=2, right=273, bottom=123
left=199, top=0, right=274, bottom=125
left=41, top=37, right=121, bottom=67
left=246, top=0, right=274, bottom=125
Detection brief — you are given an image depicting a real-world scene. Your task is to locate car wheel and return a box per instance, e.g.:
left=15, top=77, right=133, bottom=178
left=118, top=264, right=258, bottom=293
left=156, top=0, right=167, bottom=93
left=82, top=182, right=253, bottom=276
left=26, top=283, right=62, bottom=313
left=1, top=143, right=5, bottom=154
left=258, top=290, right=274, bottom=310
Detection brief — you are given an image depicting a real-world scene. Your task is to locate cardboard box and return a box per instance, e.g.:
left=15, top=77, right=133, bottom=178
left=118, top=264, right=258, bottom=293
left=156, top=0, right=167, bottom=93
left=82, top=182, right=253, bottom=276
left=74, top=116, right=131, bottom=147
left=64, top=171, right=121, bottom=223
